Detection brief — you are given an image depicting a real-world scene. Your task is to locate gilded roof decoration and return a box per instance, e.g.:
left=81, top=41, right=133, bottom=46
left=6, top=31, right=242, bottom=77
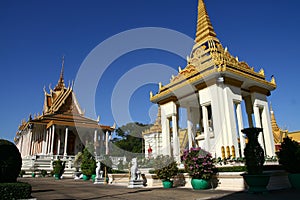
left=150, top=0, right=276, bottom=103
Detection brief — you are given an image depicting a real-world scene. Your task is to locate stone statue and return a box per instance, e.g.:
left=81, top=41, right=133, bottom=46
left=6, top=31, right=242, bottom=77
left=130, top=158, right=141, bottom=181
left=95, top=161, right=103, bottom=179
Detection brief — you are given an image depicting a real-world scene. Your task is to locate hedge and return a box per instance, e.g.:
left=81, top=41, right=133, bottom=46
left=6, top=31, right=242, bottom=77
left=0, top=182, right=32, bottom=200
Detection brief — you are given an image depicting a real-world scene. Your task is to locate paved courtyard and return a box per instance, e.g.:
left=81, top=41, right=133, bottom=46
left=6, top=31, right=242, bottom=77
left=18, top=177, right=300, bottom=200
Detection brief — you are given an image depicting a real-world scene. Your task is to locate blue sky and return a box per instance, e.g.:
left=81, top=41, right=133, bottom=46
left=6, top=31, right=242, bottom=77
left=1, top=0, right=300, bottom=142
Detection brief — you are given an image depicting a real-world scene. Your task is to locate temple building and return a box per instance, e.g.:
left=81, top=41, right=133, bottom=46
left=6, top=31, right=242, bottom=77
left=150, top=0, right=277, bottom=161
left=271, top=106, right=300, bottom=150
left=14, top=59, right=114, bottom=159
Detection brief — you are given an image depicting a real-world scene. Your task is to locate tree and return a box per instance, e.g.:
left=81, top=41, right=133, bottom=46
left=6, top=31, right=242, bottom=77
left=111, top=122, right=151, bottom=155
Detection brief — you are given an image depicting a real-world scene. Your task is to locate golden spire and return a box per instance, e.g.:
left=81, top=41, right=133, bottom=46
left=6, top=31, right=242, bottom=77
left=54, top=56, right=65, bottom=91
left=195, top=0, right=219, bottom=44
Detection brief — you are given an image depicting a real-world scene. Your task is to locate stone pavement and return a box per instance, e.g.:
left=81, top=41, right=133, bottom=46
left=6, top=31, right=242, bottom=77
left=18, top=177, right=300, bottom=200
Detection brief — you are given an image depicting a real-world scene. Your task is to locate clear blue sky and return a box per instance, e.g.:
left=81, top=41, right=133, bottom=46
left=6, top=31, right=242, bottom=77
left=1, top=0, right=300, bottom=142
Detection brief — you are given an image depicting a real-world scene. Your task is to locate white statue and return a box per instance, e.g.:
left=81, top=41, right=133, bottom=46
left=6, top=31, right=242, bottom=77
left=130, top=158, right=140, bottom=180
left=95, top=161, right=103, bottom=179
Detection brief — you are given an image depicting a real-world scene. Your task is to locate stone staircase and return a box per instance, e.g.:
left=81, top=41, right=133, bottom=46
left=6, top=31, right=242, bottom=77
left=21, top=156, right=76, bottom=178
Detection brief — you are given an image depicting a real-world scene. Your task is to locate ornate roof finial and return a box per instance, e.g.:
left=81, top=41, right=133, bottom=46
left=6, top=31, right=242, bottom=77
left=54, top=55, right=66, bottom=91
left=195, top=0, right=219, bottom=44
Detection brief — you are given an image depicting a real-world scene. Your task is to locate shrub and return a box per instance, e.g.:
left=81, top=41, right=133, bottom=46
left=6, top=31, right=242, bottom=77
left=19, top=170, right=26, bottom=177
left=80, top=148, right=96, bottom=176
left=181, top=147, right=217, bottom=180
left=0, top=182, right=31, bottom=199
left=278, top=137, right=300, bottom=173
left=153, top=155, right=178, bottom=181
left=0, top=139, right=22, bottom=183
left=52, top=159, right=65, bottom=178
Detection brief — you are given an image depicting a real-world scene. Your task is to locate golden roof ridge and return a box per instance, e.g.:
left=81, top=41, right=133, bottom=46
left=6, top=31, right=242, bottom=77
left=195, top=0, right=219, bottom=44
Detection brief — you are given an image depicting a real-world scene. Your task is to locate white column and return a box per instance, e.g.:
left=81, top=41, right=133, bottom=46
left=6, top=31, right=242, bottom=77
left=42, top=129, right=46, bottom=155
left=202, top=105, right=210, bottom=151
left=47, top=128, right=51, bottom=155
left=261, top=105, right=275, bottom=157
left=187, top=107, right=194, bottom=149
left=172, top=114, right=180, bottom=162
left=64, top=127, right=69, bottom=157
left=31, top=132, right=36, bottom=155
left=253, top=105, right=265, bottom=152
left=94, top=129, right=98, bottom=154
left=161, top=112, right=171, bottom=156
left=57, top=131, right=61, bottom=155
left=236, top=103, right=245, bottom=157
left=50, top=125, right=55, bottom=155
left=105, top=131, right=109, bottom=155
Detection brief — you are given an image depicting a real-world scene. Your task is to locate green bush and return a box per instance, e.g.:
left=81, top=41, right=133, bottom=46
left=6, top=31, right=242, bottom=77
left=81, top=148, right=96, bottom=176
left=217, top=166, right=246, bottom=172
left=0, top=182, right=31, bottom=199
left=153, top=155, right=178, bottom=181
left=52, top=159, right=65, bottom=178
left=0, top=139, right=22, bottom=183
left=278, top=137, right=300, bottom=173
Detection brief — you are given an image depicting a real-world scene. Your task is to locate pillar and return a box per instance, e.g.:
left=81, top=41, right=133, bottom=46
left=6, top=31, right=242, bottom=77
left=261, top=105, right=275, bottom=156
left=64, top=127, right=69, bottom=157
left=105, top=131, right=110, bottom=155
left=202, top=105, right=210, bottom=151
left=94, top=129, right=98, bottom=154
left=161, top=110, right=171, bottom=156
left=236, top=102, right=245, bottom=157
left=187, top=107, right=194, bottom=149
left=50, top=125, right=55, bottom=155
left=172, top=114, right=180, bottom=162
left=253, top=105, right=265, bottom=152
left=57, top=131, right=61, bottom=155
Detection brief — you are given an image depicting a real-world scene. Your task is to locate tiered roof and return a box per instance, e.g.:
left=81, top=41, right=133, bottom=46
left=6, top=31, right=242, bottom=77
left=150, top=0, right=276, bottom=104
left=15, top=59, right=113, bottom=142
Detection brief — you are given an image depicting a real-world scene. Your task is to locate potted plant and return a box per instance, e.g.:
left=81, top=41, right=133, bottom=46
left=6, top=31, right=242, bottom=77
left=52, top=159, right=65, bottom=180
left=41, top=169, right=47, bottom=177
left=153, top=155, right=178, bottom=188
left=241, top=128, right=270, bottom=193
left=278, top=137, right=300, bottom=189
left=80, top=148, right=96, bottom=181
left=181, top=147, right=217, bottom=190
left=19, top=170, right=25, bottom=178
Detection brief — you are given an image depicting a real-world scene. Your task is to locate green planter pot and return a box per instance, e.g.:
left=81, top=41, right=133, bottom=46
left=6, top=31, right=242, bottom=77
left=162, top=180, right=173, bottom=188
left=91, top=174, right=96, bottom=182
left=242, top=174, right=270, bottom=193
left=54, top=174, right=60, bottom=180
left=191, top=179, right=209, bottom=190
left=83, top=174, right=90, bottom=181
left=288, top=173, right=300, bottom=189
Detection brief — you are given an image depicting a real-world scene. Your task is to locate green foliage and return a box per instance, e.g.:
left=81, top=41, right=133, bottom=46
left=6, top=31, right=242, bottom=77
left=153, top=155, right=178, bottom=181
left=81, top=148, right=96, bottom=176
left=0, top=182, right=31, bottom=199
left=0, top=139, right=22, bottom=183
left=278, top=137, right=300, bottom=173
left=41, top=169, right=47, bottom=177
left=217, top=166, right=246, bottom=172
left=242, top=128, right=265, bottom=175
left=111, top=169, right=128, bottom=174
left=182, top=147, right=217, bottom=180
left=52, top=159, right=65, bottom=178
left=112, top=122, right=151, bottom=155
left=74, top=152, right=83, bottom=168
left=19, top=170, right=26, bottom=177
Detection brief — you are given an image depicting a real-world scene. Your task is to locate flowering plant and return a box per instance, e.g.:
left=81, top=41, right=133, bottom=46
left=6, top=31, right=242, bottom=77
left=181, top=147, right=217, bottom=180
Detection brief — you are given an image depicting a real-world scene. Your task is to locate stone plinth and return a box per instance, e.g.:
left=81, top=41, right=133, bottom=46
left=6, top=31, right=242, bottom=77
left=94, top=178, right=105, bottom=184
left=128, top=180, right=144, bottom=188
